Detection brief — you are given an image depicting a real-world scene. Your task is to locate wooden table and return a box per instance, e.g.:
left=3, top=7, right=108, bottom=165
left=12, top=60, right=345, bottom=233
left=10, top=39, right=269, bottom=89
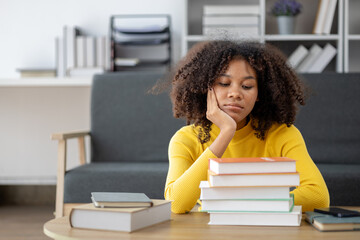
left=44, top=209, right=360, bottom=240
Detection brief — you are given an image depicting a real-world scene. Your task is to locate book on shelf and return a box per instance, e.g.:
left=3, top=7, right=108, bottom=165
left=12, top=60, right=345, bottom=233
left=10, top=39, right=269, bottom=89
left=16, top=68, right=56, bottom=78
left=203, top=26, right=259, bottom=38
left=63, top=25, right=81, bottom=74
left=203, top=5, right=260, bottom=15
left=287, top=45, right=309, bottom=69
left=305, top=210, right=360, bottom=231
left=203, top=15, right=259, bottom=26
left=201, top=194, right=294, bottom=212
left=307, top=43, right=337, bottom=73
left=199, top=181, right=290, bottom=200
left=85, top=37, right=95, bottom=67
left=96, top=36, right=105, bottom=68
left=91, top=192, right=153, bottom=208
left=322, top=0, right=338, bottom=34
left=68, top=67, right=104, bottom=78
left=209, top=157, right=296, bottom=175
left=76, top=36, right=86, bottom=68
left=70, top=199, right=171, bottom=232
left=208, top=170, right=300, bottom=187
left=313, top=0, right=329, bottom=34
left=296, top=44, right=322, bottom=73
left=208, top=205, right=302, bottom=226
left=55, top=37, right=65, bottom=77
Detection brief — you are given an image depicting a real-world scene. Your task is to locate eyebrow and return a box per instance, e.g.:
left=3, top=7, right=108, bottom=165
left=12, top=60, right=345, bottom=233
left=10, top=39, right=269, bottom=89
left=220, top=73, right=256, bottom=80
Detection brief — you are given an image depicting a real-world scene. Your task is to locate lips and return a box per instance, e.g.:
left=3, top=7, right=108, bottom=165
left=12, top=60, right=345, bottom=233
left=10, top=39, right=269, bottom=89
left=223, top=103, right=244, bottom=111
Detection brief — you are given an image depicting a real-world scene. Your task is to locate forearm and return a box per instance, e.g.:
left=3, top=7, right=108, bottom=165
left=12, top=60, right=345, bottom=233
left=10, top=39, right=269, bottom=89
left=209, top=127, right=235, bottom=158
left=165, top=148, right=216, bottom=213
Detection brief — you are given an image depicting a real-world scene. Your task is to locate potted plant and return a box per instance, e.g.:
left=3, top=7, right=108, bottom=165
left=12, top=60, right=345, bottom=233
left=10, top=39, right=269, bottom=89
left=271, top=0, right=302, bottom=34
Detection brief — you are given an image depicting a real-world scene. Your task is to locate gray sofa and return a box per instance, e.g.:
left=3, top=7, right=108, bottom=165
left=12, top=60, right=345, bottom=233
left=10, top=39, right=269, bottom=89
left=296, top=73, right=360, bottom=206
left=59, top=72, right=360, bottom=215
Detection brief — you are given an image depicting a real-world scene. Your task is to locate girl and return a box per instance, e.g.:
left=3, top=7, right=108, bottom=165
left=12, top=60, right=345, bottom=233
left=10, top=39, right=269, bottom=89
left=164, top=40, right=329, bottom=213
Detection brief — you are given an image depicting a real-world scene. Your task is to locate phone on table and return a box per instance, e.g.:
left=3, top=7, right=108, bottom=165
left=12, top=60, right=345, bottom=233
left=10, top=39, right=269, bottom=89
left=314, top=207, right=360, bottom=218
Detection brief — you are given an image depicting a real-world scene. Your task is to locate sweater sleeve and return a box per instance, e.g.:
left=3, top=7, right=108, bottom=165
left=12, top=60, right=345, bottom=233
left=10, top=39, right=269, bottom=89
left=270, top=125, right=330, bottom=212
left=164, top=128, right=217, bottom=213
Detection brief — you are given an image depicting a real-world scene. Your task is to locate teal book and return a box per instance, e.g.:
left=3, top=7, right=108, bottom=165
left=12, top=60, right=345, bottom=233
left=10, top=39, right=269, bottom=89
left=305, top=211, right=360, bottom=231
left=91, top=192, right=153, bottom=208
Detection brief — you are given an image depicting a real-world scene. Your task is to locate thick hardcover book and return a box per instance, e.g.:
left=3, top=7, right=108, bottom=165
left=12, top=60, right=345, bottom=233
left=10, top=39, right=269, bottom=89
left=307, top=43, right=337, bottom=73
left=209, top=205, right=302, bottom=226
left=201, top=194, right=294, bottom=212
left=209, top=157, right=296, bottom=175
left=91, top=192, right=153, bottom=208
left=287, top=45, right=309, bottom=69
left=208, top=170, right=299, bottom=187
left=199, top=181, right=290, bottom=200
left=296, top=44, right=322, bottom=73
left=70, top=199, right=171, bottom=232
left=305, top=211, right=360, bottom=231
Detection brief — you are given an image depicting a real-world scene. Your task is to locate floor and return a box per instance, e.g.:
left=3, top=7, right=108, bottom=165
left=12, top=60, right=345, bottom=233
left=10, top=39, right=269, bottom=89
left=0, top=205, right=54, bottom=240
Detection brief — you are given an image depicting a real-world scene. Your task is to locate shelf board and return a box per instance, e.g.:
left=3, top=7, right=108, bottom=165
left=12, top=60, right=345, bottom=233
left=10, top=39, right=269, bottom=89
left=265, top=34, right=340, bottom=41
left=0, top=78, right=92, bottom=87
left=185, top=35, right=261, bottom=42
left=186, top=34, right=340, bottom=42
left=348, top=35, right=360, bottom=40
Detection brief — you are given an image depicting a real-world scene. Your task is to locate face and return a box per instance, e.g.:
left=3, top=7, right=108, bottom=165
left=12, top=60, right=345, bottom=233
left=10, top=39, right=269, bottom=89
left=213, top=59, right=258, bottom=130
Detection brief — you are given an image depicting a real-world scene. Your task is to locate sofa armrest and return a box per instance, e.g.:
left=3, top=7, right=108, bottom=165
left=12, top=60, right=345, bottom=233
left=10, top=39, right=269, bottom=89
left=51, top=130, right=90, bottom=218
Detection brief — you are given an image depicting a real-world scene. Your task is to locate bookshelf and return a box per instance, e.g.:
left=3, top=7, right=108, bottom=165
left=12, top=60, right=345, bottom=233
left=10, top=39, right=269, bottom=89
left=183, top=0, right=344, bottom=73
left=344, top=0, right=360, bottom=72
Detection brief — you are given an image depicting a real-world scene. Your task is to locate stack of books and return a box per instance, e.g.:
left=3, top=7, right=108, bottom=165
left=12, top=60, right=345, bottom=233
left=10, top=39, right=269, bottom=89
left=200, top=157, right=302, bottom=226
left=202, top=5, right=260, bottom=39
left=69, top=192, right=171, bottom=232
left=287, top=43, right=337, bottom=73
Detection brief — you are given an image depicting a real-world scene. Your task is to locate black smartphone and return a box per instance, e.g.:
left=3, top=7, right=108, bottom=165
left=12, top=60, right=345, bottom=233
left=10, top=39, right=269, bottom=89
left=314, top=207, right=360, bottom=218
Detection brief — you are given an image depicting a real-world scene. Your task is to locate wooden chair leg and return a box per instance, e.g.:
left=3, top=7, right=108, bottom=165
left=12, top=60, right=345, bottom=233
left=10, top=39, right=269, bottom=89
left=78, top=136, right=86, bottom=165
left=55, top=140, right=67, bottom=218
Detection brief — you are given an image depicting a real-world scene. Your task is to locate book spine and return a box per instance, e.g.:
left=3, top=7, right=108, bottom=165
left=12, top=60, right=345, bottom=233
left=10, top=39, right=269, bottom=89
left=85, top=37, right=95, bottom=67
left=96, top=36, right=105, bottom=68
left=313, top=0, right=329, bottom=34
left=322, top=0, right=338, bottom=34
left=76, top=36, right=86, bottom=68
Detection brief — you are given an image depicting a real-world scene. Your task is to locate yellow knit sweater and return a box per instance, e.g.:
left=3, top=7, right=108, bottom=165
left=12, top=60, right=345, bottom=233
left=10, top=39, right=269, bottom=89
left=164, top=120, right=330, bottom=213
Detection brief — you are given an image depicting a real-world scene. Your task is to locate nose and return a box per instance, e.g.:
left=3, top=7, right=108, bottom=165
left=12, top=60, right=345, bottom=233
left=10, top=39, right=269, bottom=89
left=228, top=86, right=243, bottom=99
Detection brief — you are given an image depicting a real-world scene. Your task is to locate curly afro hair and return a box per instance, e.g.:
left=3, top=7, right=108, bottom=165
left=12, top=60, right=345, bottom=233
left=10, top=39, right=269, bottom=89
left=170, top=40, right=306, bottom=143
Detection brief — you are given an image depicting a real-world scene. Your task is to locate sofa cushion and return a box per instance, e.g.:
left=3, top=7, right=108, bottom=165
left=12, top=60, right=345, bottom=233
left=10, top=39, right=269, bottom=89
left=64, top=162, right=169, bottom=203
left=90, top=71, right=184, bottom=163
left=317, top=163, right=360, bottom=206
left=296, top=73, right=360, bottom=164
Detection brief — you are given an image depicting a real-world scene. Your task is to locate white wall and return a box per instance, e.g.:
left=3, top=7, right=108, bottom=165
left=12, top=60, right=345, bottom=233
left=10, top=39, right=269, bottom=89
left=0, top=0, right=184, bottom=78
left=0, top=0, right=184, bottom=184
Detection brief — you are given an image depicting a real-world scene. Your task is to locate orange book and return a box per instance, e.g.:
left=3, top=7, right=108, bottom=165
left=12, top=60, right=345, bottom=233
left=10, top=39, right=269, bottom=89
left=209, top=157, right=296, bottom=175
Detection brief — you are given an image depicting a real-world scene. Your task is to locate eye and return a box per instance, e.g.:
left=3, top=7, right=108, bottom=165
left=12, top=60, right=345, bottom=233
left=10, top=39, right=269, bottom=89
left=242, top=85, right=253, bottom=90
left=218, top=82, right=230, bottom=87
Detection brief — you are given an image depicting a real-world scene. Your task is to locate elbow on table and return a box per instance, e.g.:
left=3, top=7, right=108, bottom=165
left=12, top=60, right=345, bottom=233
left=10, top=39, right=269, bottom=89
left=164, top=188, right=192, bottom=214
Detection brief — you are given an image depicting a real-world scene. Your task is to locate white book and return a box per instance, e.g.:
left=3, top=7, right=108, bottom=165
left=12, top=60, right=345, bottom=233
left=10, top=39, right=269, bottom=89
left=68, top=67, right=104, bottom=78
left=296, top=44, right=322, bottom=73
left=104, top=36, right=111, bottom=70
left=201, top=195, right=294, bottom=212
left=63, top=26, right=81, bottom=74
left=203, top=26, right=259, bottom=38
left=55, top=37, right=65, bottom=77
left=313, top=0, right=329, bottom=34
left=76, top=36, right=86, bottom=68
left=307, top=43, right=337, bottom=73
left=70, top=200, right=171, bottom=232
left=208, top=171, right=300, bottom=187
left=199, top=181, right=290, bottom=200
left=208, top=205, right=302, bottom=226
left=203, top=15, right=259, bottom=26
left=203, top=5, right=260, bottom=15
left=85, top=37, right=95, bottom=67
left=96, top=36, right=105, bottom=68
left=287, top=45, right=309, bottom=69
left=322, top=0, right=338, bottom=34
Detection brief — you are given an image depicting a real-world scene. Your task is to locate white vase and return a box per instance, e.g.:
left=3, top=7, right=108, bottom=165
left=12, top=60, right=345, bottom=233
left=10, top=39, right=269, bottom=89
left=277, top=16, right=296, bottom=35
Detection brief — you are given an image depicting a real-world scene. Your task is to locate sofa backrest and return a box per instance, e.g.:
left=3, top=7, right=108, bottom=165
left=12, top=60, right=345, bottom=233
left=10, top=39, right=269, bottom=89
left=295, top=73, right=360, bottom=164
left=90, top=71, right=185, bottom=163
